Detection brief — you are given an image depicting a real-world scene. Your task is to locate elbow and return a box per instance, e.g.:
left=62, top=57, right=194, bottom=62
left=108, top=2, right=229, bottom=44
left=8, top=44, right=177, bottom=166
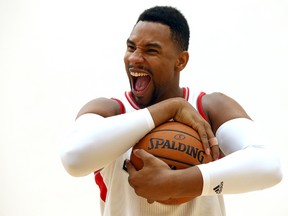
left=60, top=148, right=90, bottom=177
left=244, top=146, right=283, bottom=191
left=258, top=152, right=283, bottom=189
left=267, top=156, right=283, bottom=187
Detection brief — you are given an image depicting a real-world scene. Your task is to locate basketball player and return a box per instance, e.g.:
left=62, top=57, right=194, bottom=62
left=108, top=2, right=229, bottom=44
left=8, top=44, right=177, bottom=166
left=60, top=6, right=282, bottom=216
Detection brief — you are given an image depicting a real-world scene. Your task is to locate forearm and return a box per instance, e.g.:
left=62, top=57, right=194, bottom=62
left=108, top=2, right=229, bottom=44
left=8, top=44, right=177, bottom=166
left=60, top=108, right=154, bottom=176
left=200, top=118, right=282, bottom=195
left=60, top=98, right=180, bottom=177
left=60, top=99, right=181, bottom=177
left=199, top=145, right=282, bottom=195
left=176, top=118, right=283, bottom=197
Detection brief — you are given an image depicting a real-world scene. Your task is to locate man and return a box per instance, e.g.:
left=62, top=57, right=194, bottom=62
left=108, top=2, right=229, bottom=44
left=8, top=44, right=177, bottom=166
left=60, top=6, right=282, bottom=216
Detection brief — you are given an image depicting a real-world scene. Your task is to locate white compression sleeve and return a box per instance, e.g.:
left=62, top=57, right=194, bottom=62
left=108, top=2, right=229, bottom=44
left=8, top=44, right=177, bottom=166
left=198, top=118, right=282, bottom=196
left=60, top=108, right=155, bottom=177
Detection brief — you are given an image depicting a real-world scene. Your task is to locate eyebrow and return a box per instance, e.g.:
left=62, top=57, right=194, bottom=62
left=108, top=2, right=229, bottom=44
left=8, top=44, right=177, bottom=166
left=126, top=39, right=162, bottom=49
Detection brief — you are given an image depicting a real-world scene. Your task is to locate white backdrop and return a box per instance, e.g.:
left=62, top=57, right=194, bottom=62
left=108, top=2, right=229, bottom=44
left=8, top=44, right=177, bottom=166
left=0, top=0, right=287, bottom=215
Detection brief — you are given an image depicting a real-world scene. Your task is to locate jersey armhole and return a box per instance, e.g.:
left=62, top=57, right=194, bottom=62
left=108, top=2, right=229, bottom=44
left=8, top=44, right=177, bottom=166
left=197, top=92, right=209, bottom=122
left=111, top=98, right=126, bottom=114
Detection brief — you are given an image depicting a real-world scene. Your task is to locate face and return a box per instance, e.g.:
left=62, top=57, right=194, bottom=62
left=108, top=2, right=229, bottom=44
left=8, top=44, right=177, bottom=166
left=124, top=21, right=187, bottom=108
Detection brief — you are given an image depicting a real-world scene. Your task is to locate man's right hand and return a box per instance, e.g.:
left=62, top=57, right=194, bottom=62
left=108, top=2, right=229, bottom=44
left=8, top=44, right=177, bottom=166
left=148, top=97, right=219, bottom=160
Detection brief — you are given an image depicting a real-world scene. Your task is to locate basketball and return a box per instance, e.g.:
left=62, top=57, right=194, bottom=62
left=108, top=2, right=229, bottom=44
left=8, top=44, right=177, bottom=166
left=130, top=121, right=213, bottom=205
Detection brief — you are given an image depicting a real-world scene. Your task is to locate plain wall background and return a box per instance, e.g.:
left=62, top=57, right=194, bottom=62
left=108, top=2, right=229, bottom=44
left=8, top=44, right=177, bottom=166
left=0, top=0, right=287, bottom=215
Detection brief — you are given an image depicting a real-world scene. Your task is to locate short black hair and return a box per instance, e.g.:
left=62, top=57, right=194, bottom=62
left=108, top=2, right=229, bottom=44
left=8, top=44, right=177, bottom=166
left=137, top=6, right=190, bottom=51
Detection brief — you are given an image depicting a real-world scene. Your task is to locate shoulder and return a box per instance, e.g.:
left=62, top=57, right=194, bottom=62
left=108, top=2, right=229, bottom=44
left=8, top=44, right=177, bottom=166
left=76, top=97, right=122, bottom=119
left=202, top=92, right=251, bottom=132
left=202, top=92, right=234, bottom=107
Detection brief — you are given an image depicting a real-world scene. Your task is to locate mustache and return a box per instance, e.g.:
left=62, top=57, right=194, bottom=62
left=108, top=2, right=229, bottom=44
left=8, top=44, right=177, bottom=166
left=128, top=64, right=150, bottom=72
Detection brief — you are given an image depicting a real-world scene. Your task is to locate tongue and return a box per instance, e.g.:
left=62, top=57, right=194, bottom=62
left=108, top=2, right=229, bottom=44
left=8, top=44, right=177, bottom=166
left=135, top=76, right=150, bottom=91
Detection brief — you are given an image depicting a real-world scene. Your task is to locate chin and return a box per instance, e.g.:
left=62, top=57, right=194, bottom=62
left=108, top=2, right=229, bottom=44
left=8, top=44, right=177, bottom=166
left=131, top=94, right=150, bottom=108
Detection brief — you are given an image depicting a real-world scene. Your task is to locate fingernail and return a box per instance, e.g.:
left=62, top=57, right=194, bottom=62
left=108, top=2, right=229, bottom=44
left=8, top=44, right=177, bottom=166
left=206, top=148, right=211, bottom=155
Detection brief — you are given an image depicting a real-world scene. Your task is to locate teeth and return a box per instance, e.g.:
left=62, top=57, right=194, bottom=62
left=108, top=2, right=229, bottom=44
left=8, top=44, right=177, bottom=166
left=130, top=72, right=148, bottom=77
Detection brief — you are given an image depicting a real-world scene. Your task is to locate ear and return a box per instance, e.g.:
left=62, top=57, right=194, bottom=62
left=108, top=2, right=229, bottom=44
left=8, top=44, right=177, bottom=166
left=175, top=51, right=189, bottom=72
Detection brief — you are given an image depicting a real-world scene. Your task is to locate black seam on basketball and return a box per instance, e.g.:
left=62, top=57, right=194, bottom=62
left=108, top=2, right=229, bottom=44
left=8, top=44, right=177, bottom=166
left=148, top=129, right=201, bottom=142
left=154, top=154, right=196, bottom=167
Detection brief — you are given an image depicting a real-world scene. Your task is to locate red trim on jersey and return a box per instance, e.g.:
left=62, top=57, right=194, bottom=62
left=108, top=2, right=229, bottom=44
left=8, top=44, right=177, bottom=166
left=197, top=92, right=208, bottom=121
left=125, top=91, right=141, bottom=110
left=95, top=172, right=107, bottom=202
left=111, top=98, right=126, bottom=114
left=183, top=87, right=190, bottom=101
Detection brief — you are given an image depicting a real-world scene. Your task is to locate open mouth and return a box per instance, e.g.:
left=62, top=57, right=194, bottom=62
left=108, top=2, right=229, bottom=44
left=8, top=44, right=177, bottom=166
left=130, top=71, right=151, bottom=95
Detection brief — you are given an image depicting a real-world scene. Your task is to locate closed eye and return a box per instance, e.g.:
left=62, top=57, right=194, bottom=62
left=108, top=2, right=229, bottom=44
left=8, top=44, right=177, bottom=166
left=127, top=45, right=135, bottom=52
left=147, top=49, right=158, bottom=53
left=126, top=39, right=136, bottom=52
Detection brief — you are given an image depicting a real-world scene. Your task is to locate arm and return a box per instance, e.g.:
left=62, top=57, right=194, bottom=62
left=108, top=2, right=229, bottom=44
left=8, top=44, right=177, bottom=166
left=126, top=93, right=282, bottom=201
left=60, top=97, right=154, bottom=176
left=60, top=97, right=217, bottom=177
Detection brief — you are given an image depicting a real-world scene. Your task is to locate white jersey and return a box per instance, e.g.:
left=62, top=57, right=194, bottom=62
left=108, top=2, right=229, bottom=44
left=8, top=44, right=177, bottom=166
left=95, top=87, right=226, bottom=216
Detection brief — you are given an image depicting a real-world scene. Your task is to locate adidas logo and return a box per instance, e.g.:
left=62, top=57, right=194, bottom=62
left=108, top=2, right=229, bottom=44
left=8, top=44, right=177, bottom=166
left=213, top=181, right=224, bottom=194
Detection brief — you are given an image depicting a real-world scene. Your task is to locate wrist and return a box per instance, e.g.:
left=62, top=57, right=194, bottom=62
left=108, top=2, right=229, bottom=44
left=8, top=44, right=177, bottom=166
left=148, top=97, right=184, bottom=126
left=171, top=166, right=203, bottom=198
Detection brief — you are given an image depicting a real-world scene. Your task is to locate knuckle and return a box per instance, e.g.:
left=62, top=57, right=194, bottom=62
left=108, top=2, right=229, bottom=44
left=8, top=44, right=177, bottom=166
left=203, top=121, right=211, bottom=129
left=128, top=176, right=135, bottom=186
left=134, top=189, right=141, bottom=196
left=192, top=122, right=202, bottom=130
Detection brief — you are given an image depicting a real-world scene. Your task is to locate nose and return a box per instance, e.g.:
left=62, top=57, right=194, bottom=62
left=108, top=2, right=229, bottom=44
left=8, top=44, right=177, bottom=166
left=128, top=49, right=145, bottom=64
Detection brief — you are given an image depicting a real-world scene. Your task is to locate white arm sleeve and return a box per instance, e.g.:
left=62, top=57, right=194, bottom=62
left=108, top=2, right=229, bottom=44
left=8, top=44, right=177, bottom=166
left=60, top=108, right=155, bottom=177
left=198, top=118, right=282, bottom=195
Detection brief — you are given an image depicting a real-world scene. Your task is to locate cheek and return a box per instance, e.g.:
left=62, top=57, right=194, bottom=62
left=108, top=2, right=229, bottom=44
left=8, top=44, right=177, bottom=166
left=123, top=52, right=128, bottom=64
left=155, top=63, right=176, bottom=83
left=123, top=54, right=130, bottom=70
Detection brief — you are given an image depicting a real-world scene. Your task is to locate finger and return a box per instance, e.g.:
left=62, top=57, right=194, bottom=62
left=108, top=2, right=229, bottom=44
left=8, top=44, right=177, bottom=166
left=209, top=137, right=220, bottom=161
left=147, top=199, right=155, bottom=204
left=211, top=145, right=220, bottom=161
left=196, top=124, right=210, bottom=156
left=133, top=149, right=154, bottom=164
left=204, top=122, right=220, bottom=160
left=125, top=159, right=136, bottom=175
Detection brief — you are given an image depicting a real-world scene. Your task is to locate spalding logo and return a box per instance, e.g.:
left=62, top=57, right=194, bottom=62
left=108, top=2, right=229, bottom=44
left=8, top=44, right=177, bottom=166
left=147, top=137, right=205, bottom=164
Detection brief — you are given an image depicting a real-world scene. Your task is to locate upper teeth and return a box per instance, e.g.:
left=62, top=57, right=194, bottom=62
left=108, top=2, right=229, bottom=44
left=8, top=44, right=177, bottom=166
left=130, top=72, right=148, bottom=77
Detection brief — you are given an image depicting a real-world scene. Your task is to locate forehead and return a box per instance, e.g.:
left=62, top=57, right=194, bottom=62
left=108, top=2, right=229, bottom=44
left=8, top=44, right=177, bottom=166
left=128, top=21, right=172, bottom=46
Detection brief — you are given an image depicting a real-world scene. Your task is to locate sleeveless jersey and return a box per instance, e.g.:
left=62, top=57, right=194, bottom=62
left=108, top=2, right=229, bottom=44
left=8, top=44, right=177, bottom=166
left=94, top=87, right=226, bottom=216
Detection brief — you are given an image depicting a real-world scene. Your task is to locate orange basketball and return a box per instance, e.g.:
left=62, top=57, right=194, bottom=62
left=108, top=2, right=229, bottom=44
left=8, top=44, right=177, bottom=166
left=130, top=121, right=212, bottom=205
